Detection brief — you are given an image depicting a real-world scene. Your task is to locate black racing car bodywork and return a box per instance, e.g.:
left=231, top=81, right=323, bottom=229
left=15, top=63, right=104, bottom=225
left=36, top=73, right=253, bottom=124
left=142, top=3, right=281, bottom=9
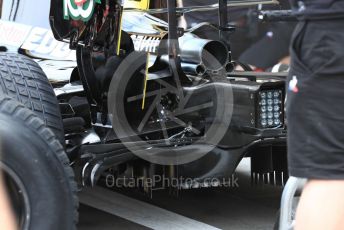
left=1, top=0, right=289, bottom=192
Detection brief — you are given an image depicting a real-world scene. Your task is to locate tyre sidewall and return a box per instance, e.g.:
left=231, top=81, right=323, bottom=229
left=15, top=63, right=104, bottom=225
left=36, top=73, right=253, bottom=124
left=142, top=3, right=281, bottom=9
left=0, top=114, right=74, bottom=230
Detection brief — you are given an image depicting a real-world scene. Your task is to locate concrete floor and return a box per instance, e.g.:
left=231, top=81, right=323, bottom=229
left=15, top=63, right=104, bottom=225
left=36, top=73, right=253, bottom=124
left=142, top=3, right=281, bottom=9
left=78, top=159, right=283, bottom=230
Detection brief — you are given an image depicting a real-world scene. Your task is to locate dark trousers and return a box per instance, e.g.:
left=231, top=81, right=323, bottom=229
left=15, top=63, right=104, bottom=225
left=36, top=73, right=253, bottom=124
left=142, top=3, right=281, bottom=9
left=287, top=19, right=344, bottom=179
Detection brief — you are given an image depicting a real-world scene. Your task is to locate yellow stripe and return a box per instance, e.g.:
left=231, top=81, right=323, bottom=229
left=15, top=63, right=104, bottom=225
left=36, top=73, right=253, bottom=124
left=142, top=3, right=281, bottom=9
left=142, top=52, right=150, bottom=110
left=116, top=12, right=123, bottom=56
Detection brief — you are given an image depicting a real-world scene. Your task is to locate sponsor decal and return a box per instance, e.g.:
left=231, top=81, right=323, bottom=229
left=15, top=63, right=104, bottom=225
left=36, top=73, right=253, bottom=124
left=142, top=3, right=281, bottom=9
left=0, top=20, right=31, bottom=47
left=124, top=0, right=150, bottom=10
left=0, top=20, right=75, bottom=60
left=289, top=76, right=299, bottom=93
left=21, top=27, right=76, bottom=61
left=75, top=0, right=88, bottom=6
left=131, top=35, right=161, bottom=53
left=63, top=0, right=101, bottom=22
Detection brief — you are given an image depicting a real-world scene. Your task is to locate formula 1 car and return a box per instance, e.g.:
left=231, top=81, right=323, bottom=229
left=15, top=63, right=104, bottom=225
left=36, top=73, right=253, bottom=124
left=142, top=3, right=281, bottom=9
left=0, top=0, right=289, bottom=229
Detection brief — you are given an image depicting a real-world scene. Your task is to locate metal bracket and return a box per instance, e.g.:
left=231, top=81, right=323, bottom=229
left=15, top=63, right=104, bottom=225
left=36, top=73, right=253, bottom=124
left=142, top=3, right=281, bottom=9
left=218, top=0, right=229, bottom=43
left=166, top=0, right=191, bottom=85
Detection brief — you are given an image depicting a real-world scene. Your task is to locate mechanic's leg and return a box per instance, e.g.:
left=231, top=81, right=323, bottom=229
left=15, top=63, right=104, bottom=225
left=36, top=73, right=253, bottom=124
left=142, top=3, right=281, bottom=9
left=295, top=180, right=344, bottom=230
left=0, top=174, right=17, bottom=230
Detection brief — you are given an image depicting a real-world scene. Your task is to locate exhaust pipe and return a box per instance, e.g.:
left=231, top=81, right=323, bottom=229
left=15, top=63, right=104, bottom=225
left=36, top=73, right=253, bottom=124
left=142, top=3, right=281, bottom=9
left=181, top=63, right=206, bottom=76
left=225, top=62, right=235, bottom=73
left=179, top=33, right=229, bottom=71
left=160, top=55, right=207, bottom=76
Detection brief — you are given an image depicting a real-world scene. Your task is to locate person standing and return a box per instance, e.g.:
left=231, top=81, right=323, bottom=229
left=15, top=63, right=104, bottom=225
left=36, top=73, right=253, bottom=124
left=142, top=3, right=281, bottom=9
left=287, top=0, right=344, bottom=229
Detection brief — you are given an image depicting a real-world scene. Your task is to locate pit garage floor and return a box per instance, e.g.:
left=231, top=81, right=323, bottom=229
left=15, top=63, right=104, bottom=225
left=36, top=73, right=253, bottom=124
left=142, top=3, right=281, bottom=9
left=77, top=159, right=283, bottom=230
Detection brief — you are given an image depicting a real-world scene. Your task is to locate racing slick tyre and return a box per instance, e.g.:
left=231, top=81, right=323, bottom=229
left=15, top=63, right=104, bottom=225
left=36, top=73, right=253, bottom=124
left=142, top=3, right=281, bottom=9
left=0, top=97, right=78, bottom=230
left=0, top=53, right=64, bottom=144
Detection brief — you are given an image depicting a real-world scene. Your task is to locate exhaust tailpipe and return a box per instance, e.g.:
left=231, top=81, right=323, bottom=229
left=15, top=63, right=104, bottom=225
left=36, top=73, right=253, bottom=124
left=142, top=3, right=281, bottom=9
left=181, top=63, right=206, bottom=76
left=179, top=33, right=229, bottom=71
